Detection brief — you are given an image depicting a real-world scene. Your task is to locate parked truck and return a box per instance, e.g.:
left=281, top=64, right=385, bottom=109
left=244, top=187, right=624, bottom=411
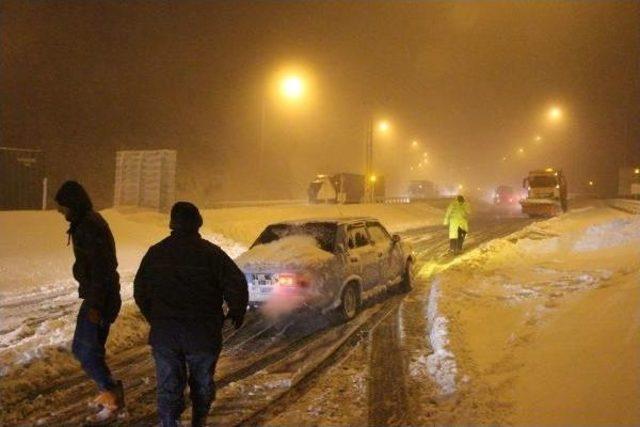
left=308, top=173, right=385, bottom=204
left=520, top=168, right=568, bottom=217
left=407, top=180, right=438, bottom=200
left=618, top=166, right=640, bottom=199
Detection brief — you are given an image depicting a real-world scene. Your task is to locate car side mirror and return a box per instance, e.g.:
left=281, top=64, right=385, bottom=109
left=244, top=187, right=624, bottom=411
left=391, top=234, right=401, bottom=244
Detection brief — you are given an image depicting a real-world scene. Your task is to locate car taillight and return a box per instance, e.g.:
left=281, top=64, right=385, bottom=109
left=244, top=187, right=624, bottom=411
left=276, top=273, right=308, bottom=288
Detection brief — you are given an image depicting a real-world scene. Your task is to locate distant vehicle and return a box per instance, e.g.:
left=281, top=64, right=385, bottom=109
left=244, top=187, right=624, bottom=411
left=237, top=217, right=415, bottom=321
left=493, top=185, right=518, bottom=205
left=308, top=173, right=385, bottom=204
left=407, top=180, right=437, bottom=200
left=618, top=166, right=640, bottom=199
left=520, top=168, right=568, bottom=217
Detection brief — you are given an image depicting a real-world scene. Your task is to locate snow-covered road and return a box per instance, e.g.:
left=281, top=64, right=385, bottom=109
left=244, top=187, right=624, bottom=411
left=3, top=201, right=638, bottom=426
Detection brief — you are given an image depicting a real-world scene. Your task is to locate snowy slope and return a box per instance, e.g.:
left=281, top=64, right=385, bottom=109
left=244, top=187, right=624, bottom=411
left=421, top=206, right=640, bottom=424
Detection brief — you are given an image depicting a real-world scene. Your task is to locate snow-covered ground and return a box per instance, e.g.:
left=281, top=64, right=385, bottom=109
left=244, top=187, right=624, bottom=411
left=0, top=202, right=443, bottom=379
left=423, top=205, right=640, bottom=424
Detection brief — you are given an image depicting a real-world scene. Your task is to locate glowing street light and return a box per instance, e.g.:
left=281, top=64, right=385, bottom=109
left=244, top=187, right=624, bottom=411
left=634, top=168, right=640, bottom=175
left=518, top=147, right=525, bottom=154
left=535, top=135, right=542, bottom=142
left=458, top=184, right=464, bottom=190
left=588, top=180, right=594, bottom=186
left=378, top=120, right=390, bottom=133
left=370, top=175, right=377, bottom=183
left=548, top=106, right=563, bottom=122
left=411, top=140, right=419, bottom=148
left=280, top=75, right=305, bottom=100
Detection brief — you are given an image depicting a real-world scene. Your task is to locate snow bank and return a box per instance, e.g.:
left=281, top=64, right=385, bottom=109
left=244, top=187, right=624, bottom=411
left=424, top=278, right=457, bottom=396
left=199, top=202, right=443, bottom=246
left=427, top=206, right=640, bottom=424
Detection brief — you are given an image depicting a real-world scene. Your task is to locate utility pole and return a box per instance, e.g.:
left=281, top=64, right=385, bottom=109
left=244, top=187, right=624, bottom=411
left=364, top=115, right=373, bottom=203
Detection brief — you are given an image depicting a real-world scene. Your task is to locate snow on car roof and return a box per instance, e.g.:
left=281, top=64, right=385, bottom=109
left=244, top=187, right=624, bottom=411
left=272, top=216, right=379, bottom=226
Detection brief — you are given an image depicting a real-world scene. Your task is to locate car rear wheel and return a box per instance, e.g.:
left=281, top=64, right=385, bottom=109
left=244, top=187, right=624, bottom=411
left=400, top=260, right=414, bottom=292
left=339, top=283, right=359, bottom=322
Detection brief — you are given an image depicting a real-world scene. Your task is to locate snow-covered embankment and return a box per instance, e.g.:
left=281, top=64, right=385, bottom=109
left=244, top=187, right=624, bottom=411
left=424, top=206, right=640, bottom=425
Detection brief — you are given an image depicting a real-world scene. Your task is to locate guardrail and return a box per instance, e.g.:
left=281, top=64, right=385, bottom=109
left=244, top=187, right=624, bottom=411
left=607, top=198, right=640, bottom=214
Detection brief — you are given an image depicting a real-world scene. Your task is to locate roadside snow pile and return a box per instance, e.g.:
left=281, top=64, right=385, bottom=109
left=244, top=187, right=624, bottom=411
left=200, top=202, right=444, bottom=246
left=428, top=206, right=640, bottom=425
left=424, top=278, right=457, bottom=396
left=572, top=217, right=640, bottom=252
left=236, top=235, right=334, bottom=272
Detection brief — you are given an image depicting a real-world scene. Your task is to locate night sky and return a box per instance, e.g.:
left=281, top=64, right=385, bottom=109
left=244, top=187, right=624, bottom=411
left=2, top=1, right=638, bottom=207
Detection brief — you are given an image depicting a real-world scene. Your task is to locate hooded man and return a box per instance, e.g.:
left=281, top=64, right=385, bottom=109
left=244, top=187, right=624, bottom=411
left=134, top=201, right=248, bottom=427
left=443, top=195, right=471, bottom=254
left=54, top=180, right=124, bottom=424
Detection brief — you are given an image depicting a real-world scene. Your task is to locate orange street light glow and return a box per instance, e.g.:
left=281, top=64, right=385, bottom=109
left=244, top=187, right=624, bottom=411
left=548, top=106, right=562, bottom=121
left=280, top=75, right=304, bottom=99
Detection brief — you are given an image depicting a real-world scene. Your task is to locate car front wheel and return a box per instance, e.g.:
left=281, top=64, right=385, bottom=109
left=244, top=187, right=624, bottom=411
left=400, top=260, right=414, bottom=292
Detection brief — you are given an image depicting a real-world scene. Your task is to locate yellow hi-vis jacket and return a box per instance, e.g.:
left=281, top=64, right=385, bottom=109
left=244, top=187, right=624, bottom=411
left=443, top=199, right=471, bottom=239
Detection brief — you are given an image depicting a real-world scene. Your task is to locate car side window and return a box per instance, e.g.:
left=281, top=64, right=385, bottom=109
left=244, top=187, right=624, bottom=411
left=347, top=225, right=369, bottom=249
left=367, top=223, right=391, bottom=245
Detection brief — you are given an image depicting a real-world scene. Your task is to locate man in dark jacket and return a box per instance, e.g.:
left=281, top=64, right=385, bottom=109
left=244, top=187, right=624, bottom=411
left=55, top=180, right=124, bottom=424
left=134, top=201, right=248, bottom=427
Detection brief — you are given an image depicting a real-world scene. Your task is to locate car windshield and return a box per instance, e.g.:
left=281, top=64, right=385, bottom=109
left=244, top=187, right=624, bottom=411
left=529, top=176, right=558, bottom=188
left=252, top=222, right=338, bottom=253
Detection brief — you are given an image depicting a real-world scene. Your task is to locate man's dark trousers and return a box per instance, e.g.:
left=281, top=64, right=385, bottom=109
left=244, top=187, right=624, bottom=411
left=152, top=344, right=221, bottom=427
left=72, top=301, right=117, bottom=391
left=457, top=226, right=467, bottom=252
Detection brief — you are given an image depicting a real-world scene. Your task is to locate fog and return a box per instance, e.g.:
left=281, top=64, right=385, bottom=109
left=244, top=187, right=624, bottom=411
left=1, top=1, right=638, bottom=208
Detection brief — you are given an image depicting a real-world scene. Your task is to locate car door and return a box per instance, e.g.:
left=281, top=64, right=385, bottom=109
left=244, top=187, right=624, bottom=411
left=367, top=221, right=404, bottom=284
left=346, top=223, right=380, bottom=291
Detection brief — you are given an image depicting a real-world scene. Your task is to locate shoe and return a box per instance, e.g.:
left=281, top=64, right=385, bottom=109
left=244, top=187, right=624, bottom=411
left=84, top=390, right=120, bottom=425
left=88, top=381, right=125, bottom=412
left=84, top=405, right=122, bottom=426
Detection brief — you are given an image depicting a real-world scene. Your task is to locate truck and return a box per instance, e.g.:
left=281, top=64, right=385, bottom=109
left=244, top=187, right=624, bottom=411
left=493, top=185, right=519, bottom=206
left=407, top=180, right=437, bottom=200
left=618, top=166, right=640, bottom=199
left=520, top=168, right=568, bottom=217
left=308, top=173, right=385, bottom=204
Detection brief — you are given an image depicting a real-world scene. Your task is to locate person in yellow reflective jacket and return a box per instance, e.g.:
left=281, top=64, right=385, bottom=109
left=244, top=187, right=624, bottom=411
left=443, top=195, right=471, bottom=254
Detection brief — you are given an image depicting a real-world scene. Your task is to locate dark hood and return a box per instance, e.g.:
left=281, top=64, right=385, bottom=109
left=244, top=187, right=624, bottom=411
left=55, top=180, right=93, bottom=221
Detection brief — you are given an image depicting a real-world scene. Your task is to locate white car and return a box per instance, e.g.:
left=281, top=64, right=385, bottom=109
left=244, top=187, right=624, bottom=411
left=236, top=217, right=415, bottom=321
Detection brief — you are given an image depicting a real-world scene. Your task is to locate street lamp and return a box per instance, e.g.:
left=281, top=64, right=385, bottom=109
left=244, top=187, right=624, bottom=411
left=280, top=75, right=305, bottom=100
left=378, top=120, right=390, bottom=133
left=548, top=106, right=562, bottom=122
left=365, top=117, right=392, bottom=202
left=258, top=72, right=308, bottom=199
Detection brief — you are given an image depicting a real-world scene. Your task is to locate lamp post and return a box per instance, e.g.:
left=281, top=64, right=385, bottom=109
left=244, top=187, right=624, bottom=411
left=258, top=73, right=306, bottom=200
left=364, top=117, right=390, bottom=202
